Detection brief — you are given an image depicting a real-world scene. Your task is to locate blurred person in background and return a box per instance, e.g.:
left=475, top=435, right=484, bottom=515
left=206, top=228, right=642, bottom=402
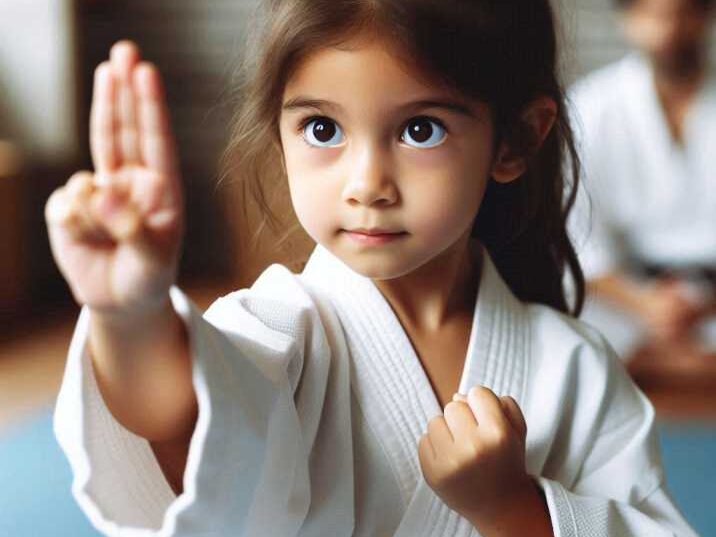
left=569, top=0, right=716, bottom=359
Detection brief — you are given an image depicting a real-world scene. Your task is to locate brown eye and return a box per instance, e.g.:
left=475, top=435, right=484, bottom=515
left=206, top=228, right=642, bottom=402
left=302, top=117, right=343, bottom=146
left=402, top=117, right=447, bottom=148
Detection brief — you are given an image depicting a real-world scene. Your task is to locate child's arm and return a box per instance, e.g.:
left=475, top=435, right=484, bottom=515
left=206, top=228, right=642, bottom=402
left=89, top=299, right=195, bottom=495
left=88, top=301, right=194, bottom=443
left=588, top=273, right=701, bottom=342
left=45, top=40, right=195, bottom=490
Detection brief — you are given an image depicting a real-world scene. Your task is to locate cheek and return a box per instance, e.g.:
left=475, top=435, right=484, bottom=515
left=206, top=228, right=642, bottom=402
left=287, top=176, right=317, bottom=235
left=286, top=169, right=338, bottom=243
left=404, top=141, right=492, bottom=240
left=404, top=169, right=488, bottom=244
left=281, top=132, right=333, bottom=241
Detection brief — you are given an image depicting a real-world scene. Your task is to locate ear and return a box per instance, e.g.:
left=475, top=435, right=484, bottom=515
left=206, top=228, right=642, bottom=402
left=490, top=96, right=558, bottom=184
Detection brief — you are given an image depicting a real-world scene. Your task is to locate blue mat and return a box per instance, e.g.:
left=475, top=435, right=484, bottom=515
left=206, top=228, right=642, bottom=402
left=0, top=410, right=713, bottom=536
left=658, top=421, right=716, bottom=536
left=0, top=409, right=101, bottom=536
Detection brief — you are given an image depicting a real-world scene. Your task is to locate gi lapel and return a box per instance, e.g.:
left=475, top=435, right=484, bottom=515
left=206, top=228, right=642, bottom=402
left=302, top=244, right=530, bottom=536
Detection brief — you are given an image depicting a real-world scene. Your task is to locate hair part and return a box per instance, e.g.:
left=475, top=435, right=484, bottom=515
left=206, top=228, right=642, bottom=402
left=220, top=0, right=585, bottom=316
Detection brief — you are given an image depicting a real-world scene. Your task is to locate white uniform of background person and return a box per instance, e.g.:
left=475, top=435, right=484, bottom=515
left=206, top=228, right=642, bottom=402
left=569, top=51, right=716, bottom=357
left=53, top=243, right=698, bottom=537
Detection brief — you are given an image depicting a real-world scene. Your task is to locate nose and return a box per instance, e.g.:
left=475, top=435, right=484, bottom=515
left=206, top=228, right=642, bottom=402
left=341, top=142, right=399, bottom=207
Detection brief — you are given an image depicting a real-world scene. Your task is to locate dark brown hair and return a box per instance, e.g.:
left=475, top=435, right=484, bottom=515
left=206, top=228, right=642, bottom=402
left=220, top=0, right=585, bottom=315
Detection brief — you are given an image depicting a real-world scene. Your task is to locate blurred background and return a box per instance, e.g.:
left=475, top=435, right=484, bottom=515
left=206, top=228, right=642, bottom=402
left=0, top=0, right=714, bottom=535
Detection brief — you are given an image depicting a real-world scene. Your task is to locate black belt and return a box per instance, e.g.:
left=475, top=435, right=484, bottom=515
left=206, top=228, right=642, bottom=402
left=640, top=263, right=716, bottom=287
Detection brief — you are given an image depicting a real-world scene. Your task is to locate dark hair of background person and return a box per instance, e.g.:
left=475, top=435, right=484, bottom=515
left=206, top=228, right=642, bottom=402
left=613, top=0, right=715, bottom=9
left=220, top=0, right=586, bottom=316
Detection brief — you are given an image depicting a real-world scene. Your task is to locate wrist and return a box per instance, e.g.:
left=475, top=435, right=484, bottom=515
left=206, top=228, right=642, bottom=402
left=89, top=292, right=174, bottom=331
left=467, top=478, right=552, bottom=537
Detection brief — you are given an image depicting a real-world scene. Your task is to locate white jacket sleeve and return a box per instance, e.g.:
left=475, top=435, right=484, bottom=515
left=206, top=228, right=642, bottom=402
left=52, top=266, right=333, bottom=536
left=536, top=416, right=700, bottom=537
left=532, top=324, right=699, bottom=537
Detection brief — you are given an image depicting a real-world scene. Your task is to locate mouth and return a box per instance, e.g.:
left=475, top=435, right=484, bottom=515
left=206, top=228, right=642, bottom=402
left=346, top=227, right=406, bottom=236
left=343, top=228, right=408, bottom=245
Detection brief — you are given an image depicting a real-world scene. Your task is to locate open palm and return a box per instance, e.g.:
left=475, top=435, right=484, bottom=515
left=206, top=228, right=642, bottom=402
left=46, top=41, right=184, bottom=315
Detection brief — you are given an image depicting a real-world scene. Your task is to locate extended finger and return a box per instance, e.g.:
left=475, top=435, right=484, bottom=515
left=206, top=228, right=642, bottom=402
left=134, top=62, right=179, bottom=178
left=89, top=63, right=118, bottom=173
left=110, top=40, right=141, bottom=164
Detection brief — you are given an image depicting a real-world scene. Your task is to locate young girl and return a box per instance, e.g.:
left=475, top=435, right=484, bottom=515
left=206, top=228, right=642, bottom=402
left=47, top=1, right=697, bottom=536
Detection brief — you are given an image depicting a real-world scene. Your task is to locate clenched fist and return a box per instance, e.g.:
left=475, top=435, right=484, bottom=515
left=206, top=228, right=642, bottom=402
left=418, top=386, right=551, bottom=535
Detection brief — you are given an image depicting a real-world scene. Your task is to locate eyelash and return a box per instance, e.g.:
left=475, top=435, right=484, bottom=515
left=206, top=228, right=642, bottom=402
left=295, top=114, right=449, bottom=145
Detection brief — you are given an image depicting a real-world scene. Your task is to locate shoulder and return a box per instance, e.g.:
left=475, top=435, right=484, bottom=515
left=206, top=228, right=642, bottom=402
left=525, top=303, right=647, bottom=429
left=526, top=303, right=614, bottom=370
left=526, top=303, right=626, bottom=383
left=203, top=263, right=328, bottom=356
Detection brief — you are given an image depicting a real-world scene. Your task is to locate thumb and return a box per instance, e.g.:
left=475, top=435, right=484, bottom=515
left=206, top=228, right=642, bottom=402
left=90, top=186, right=145, bottom=244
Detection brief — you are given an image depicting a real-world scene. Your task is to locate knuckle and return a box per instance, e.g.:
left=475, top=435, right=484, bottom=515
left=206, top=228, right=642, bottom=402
left=444, top=400, right=461, bottom=416
left=45, top=188, right=70, bottom=223
left=461, top=440, right=480, bottom=460
left=490, top=427, right=510, bottom=448
left=67, top=170, right=93, bottom=189
left=418, top=435, right=431, bottom=454
left=427, top=415, right=444, bottom=433
left=469, top=385, right=490, bottom=399
left=444, top=455, right=462, bottom=475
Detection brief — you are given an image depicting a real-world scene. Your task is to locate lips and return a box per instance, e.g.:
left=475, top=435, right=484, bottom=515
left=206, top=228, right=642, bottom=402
left=347, top=228, right=405, bottom=236
left=344, top=228, right=407, bottom=246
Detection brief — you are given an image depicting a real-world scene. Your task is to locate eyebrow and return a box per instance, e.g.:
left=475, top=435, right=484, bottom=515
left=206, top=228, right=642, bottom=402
left=281, top=96, right=477, bottom=119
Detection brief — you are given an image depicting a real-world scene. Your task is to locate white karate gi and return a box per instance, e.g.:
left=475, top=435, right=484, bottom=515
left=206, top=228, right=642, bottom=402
left=53, top=243, right=698, bottom=536
left=568, top=52, right=716, bottom=355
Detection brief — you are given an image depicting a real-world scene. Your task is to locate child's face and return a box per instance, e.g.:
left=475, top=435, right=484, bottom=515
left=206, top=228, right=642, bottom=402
left=278, top=35, right=495, bottom=280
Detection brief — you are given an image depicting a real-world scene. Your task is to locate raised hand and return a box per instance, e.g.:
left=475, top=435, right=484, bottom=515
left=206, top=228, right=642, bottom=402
left=45, top=40, right=184, bottom=317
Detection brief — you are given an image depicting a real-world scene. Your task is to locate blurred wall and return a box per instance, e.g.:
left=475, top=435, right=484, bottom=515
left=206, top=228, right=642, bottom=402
left=566, top=0, right=716, bottom=83
left=0, top=0, right=78, bottom=163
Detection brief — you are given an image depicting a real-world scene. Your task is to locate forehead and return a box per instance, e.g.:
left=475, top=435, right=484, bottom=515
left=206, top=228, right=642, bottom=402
left=282, top=35, right=452, bottom=101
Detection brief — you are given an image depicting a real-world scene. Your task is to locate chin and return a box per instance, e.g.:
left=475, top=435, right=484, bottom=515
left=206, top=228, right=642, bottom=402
left=336, top=250, right=424, bottom=281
